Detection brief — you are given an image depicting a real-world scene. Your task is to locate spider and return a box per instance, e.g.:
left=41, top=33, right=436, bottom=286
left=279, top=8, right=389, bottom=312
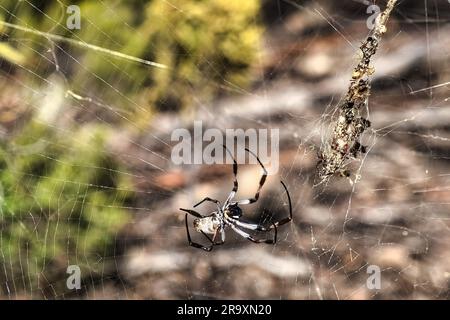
left=180, top=146, right=292, bottom=252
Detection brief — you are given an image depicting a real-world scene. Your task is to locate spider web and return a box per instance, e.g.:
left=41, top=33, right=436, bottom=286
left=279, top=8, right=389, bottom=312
left=0, top=0, right=449, bottom=299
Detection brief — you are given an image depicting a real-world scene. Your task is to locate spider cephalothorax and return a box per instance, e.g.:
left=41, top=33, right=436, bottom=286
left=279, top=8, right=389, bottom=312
left=224, top=204, right=242, bottom=219
left=180, top=146, right=292, bottom=252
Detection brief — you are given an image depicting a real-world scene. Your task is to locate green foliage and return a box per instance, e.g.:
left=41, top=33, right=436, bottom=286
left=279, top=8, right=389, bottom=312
left=0, top=0, right=262, bottom=295
left=0, top=122, right=132, bottom=293
left=142, top=0, right=261, bottom=113
left=1, top=0, right=262, bottom=119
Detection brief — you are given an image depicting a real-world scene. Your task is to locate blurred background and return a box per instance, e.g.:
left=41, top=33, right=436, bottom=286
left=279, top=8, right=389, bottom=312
left=0, top=0, right=449, bottom=299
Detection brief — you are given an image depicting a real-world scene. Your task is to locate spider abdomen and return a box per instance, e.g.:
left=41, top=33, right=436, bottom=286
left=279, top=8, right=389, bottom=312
left=193, top=216, right=221, bottom=234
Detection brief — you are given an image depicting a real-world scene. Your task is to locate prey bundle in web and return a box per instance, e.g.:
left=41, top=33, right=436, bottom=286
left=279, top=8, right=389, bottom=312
left=316, top=0, right=397, bottom=185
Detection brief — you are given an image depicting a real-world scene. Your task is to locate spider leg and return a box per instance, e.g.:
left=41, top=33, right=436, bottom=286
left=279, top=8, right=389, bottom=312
left=228, top=222, right=277, bottom=244
left=185, top=214, right=221, bottom=251
left=225, top=215, right=270, bottom=231
left=201, top=230, right=225, bottom=246
left=194, top=197, right=221, bottom=209
left=235, top=148, right=267, bottom=205
left=267, top=180, right=293, bottom=229
left=223, top=144, right=238, bottom=203
left=179, top=208, right=204, bottom=218
left=236, top=220, right=270, bottom=231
